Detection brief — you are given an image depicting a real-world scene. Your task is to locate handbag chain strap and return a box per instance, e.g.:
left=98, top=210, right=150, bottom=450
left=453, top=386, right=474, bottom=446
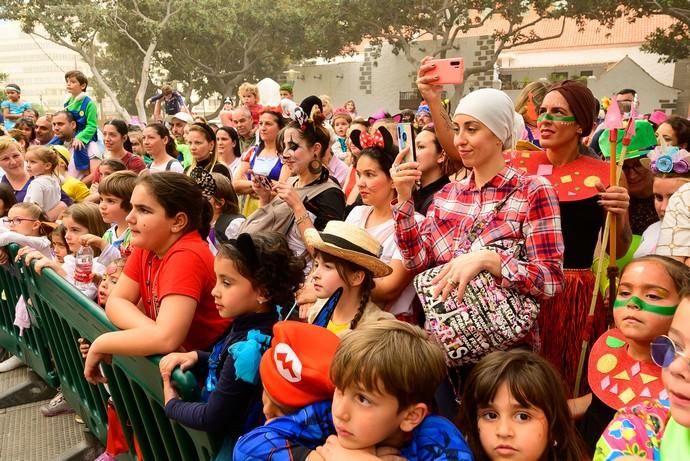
left=455, top=185, right=519, bottom=255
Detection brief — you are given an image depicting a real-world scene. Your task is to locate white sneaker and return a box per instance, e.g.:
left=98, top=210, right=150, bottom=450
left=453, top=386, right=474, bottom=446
left=0, top=355, right=25, bottom=372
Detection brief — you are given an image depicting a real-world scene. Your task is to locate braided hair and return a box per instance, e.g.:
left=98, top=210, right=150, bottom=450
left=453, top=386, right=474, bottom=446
left=350, top=274, right=375, bottom=330
left=318, top=250, right=376, bottom=330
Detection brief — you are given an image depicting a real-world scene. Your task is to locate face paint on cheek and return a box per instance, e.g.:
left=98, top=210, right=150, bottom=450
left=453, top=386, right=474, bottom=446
left=613, top=295, right=678, bottom=316
left=537, top=113, right=577, bottom=127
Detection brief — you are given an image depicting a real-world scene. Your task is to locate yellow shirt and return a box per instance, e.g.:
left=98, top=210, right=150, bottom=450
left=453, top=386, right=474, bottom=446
left=326, top=320, right=350, bottom=335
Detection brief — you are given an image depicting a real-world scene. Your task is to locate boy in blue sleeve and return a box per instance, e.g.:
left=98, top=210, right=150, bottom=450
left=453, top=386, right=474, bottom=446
left=63, top=70, right=99, bottom=175
left=235, top=319, right=474, bottom=461
left=233, top=321, right=340, bottom=460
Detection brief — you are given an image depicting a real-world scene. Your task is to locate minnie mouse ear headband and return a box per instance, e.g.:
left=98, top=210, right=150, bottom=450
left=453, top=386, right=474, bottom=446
left=291, top=95, right=323, bottom=130
left=189, top=166, right=217, bottom=198
left=349, top=126, right=397, bottom=159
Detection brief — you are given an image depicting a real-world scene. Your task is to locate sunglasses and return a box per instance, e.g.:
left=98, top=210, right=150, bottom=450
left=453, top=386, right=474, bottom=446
left=1, top=217, right=38, bottom=225
left=651, top=335, right=690, bottom=368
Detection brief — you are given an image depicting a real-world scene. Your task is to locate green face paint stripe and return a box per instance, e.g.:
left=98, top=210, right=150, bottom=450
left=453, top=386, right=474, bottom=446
left=537, top=113, right=577, bottom=123
left=613, top=296, right=678, bottom=316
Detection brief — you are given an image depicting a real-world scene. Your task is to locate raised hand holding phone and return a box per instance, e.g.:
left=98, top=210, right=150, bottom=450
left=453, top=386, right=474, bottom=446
left=396, top=123, right=416, bottom=164
left=423, top=57, right=465, bottom=85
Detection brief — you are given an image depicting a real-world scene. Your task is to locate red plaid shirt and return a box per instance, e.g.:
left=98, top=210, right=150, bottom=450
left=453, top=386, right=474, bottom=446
left=392, top=165, right=564, bottom=299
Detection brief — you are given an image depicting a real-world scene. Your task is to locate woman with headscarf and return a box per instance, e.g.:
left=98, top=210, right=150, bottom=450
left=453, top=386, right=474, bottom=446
left=391, top=88, right=565, bottom=410
left=418, top=60, right=631, bottom=393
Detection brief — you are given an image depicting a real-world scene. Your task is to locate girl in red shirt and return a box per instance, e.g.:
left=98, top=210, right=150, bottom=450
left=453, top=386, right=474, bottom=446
left=84, top=172, right=231, bottom=384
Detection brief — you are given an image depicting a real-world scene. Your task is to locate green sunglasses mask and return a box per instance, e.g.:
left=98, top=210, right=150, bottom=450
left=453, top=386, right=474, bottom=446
left=613, top=295, right=678, bottom=316
left=537, top=113, right=577, bottom=123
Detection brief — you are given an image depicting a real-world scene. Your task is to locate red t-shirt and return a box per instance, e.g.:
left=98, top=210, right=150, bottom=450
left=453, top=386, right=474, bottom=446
left=123, top=232, right=230, bottom=351
left=94, top=151, right=147, bottom=183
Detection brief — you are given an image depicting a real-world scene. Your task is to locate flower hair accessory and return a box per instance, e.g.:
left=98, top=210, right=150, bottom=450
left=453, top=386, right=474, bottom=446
left=645, top=146, right=690, bottom=175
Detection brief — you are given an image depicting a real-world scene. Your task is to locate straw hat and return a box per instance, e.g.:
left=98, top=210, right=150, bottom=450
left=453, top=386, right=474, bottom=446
left=304, top=221, right=392, bottom=278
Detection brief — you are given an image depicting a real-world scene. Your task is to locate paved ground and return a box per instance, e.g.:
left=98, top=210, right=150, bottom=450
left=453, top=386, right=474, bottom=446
left=0, top=365, right=86, bottom=461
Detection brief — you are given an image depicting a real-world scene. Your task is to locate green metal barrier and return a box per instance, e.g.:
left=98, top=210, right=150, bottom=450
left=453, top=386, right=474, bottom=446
left=0, top=244, right=58, bottom=389
left=20, top=253, right=222, bottom=460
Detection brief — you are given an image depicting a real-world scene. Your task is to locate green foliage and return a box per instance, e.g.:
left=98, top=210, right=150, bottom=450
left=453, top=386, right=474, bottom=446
left=0, top=0, right=366, bottom=118
left=566, top=0, right=690, bottom=62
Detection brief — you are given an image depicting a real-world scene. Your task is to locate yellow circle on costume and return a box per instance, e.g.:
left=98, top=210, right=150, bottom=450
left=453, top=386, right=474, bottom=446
left=597, top=353, right=618, bottom=373
left=79, top=111, right=85, bottom=116
left=584, top=176, right=600, bottom=187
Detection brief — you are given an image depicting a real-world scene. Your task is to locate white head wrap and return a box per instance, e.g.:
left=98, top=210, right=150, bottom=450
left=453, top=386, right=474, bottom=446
left=454, top=88, right=523, bottom=150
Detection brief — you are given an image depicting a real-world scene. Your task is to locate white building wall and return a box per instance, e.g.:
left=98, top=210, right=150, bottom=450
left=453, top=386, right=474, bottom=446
left=0, top=22, right=89, bottom=113
left=502, top=46, right=676, bottom=87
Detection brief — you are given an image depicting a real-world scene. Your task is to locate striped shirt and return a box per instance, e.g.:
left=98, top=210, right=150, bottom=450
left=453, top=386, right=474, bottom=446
left=392, top=165, right=564, bottom=299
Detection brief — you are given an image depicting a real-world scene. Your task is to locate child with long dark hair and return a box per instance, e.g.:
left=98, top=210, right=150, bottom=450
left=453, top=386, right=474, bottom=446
left=461, top=350, right=587, bottom=461
left=159, top=232, right=304, bottom=457
left=83, top=172, right=231, bottom=383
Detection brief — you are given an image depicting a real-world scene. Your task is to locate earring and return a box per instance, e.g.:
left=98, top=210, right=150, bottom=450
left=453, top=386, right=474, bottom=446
left=308, top=158, right=322, bottom=174
left=553, top=440, right=558, bottom=447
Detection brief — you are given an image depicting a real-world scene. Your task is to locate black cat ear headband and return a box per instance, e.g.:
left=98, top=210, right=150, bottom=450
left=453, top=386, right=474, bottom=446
left=229, top=233, right=259, bottom=271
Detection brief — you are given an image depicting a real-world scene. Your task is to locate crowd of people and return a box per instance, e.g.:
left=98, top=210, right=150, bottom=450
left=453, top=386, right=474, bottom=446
left=0, top=63, right=689, bottom=461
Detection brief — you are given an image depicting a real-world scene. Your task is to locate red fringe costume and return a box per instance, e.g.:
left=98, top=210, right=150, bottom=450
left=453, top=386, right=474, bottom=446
left=510, top=151, right=613, bottom=395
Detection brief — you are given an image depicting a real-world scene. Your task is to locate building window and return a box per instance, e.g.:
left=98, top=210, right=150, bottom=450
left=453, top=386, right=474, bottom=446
left=580, top=70, right=593, bottom=77
left=550, top=71, right=569, bottom=82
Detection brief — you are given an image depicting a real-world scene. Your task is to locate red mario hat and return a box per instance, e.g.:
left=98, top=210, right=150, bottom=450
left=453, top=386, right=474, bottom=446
left=260, top=321, right=340, bottom=408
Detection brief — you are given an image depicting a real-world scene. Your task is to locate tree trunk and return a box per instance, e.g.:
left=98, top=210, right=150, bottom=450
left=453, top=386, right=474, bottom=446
left=135, top=40, right=157, bottom=123
left=39, top=35, right=131, bottom=120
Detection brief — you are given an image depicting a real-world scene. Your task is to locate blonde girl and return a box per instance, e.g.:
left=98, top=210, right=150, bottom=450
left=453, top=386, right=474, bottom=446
left=24, top=145, right=61, bottom=212
left=0, top=202, right=52, bottom=372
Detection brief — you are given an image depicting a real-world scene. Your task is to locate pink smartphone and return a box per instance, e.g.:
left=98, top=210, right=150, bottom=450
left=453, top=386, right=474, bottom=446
left=426, top=58, right=465, bottom=85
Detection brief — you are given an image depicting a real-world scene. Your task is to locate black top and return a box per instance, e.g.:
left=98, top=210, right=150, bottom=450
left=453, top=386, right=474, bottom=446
left=413, top=175, right=450, bottom=216
left=577, top=393, right=616, bottom=455
left=629, top=195, right=658, bottom=236
left=560, top=196, right=605, bottom=269
left=164, top=311, right=277, bottom=435
left=301, top=170, right=346, bottom=230
left=191, top=157, right=231, bottom=178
